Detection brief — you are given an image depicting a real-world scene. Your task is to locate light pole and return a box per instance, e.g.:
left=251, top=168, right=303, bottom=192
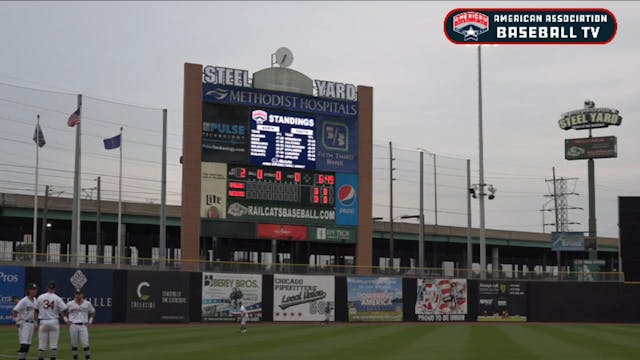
left=477, top=45, right=487, bottom=280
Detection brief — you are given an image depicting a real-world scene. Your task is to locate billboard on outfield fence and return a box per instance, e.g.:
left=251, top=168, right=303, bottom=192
left=415, top=279, right=468, bottom=322
left=0, top=266, right=25, bottom=324
left=126, top=271, right=189, bottom=323
left=273, top=274, right=334, bottom=322
left=347, top=277, right=402, bottom=322
left=477, top=282, right=527, bottom=322
left=41, top=268, right=113, bottom=323
left=201, top=162, right=228, bottom=220
left=202, top=273, right=262, bottom=322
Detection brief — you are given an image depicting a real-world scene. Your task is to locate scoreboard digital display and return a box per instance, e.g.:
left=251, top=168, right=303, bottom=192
left=227, top=165, right=335, bottom=206
left=199, top=83, right=360, bottom=227
left=250, top=109, right=316, bottom=169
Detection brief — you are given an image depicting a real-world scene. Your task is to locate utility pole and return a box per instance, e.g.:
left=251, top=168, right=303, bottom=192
left=433, top=154, right=438, bottom=226
left=160, top=109, right=168, bottom=269
left=418, top=151, right=424, bottom=270
left=389, top=141, right=395, bottom=269
left=552, top=167, right=561, bottom=269
left=96, top=177, right=101, bottom=262
left=544, top=169, right=582, bottom=270
left=466, top=160, right=472, bottom=271
left=40, top=185, right=50, bottom=254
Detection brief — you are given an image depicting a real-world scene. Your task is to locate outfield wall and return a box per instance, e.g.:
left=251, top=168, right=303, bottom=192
left=1, top=266, right=639, bottom=324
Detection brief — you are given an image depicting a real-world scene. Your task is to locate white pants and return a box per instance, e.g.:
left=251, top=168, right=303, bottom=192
left=38, top=319, right=60, bottom=350
left=70, top=324, right=90, bottom=348
left=18, top=321, right=35, bottom=345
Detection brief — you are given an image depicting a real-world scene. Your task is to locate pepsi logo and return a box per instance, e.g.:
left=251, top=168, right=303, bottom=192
left=338, top=184, right=356, bottom=206
left=252, top=110, right=268, bottom=124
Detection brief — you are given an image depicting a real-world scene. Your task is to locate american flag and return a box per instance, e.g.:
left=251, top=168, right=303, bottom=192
left=67, top=108, right=80, bottom=127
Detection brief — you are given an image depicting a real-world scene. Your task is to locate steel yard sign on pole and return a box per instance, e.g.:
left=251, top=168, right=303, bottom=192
left=559, top=100, right=622, bottom=260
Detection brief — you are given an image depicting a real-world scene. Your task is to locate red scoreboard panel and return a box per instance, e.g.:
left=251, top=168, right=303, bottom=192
left=227, top=165, right=335, bottom=207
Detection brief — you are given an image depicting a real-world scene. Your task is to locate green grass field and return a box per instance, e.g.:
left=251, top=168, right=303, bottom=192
left=1, top=323, right=640, bottom=359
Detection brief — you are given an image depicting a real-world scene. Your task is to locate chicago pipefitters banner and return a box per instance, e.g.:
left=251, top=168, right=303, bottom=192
left=415, top=279, right=468, bottom=322
left=273, top=274, right=334, bottom=322
left=477, top=281, right=527, bottom=322
left=347, top=277, right=403, bottom=322
left=202, top=273, right=262, bottom=322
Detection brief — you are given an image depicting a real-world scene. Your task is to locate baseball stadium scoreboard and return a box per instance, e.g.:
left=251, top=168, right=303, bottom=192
left=227, top=165, right=336, bottom=206
left=197, top=64, right=362, bottom=237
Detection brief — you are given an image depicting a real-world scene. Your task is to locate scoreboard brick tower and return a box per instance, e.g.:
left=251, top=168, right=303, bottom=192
left=181, top=62, right=373, bottom=272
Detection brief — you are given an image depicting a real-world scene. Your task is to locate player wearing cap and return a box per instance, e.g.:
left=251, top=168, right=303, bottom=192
left=63, top=290, right=95, bottom=360
left=12, top=283, right=39, bottom=360
left=37, top=281, right=68, bottom=360
left=239, top=301, right=248, bottom=333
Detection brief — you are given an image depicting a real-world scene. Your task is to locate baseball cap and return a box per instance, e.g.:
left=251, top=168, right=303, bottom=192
left=26, top=283, right=38, bottom=290
left=47, top=281, right=56, bottom=289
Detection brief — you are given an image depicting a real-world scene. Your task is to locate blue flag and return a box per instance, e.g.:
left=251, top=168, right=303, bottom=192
left=103, top=134, right=121, bottom=150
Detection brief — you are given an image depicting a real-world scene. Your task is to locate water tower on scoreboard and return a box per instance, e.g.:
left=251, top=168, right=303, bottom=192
left=252, top=47, right=314, bottom=95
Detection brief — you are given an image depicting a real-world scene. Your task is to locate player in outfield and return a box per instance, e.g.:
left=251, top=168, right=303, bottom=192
left=12, top=283, right=39, bottom=360
left=37, top=281, right=68, bottom=360
left=239, top=301, right=248, bottom=333
left=64, top=289, right=96, bottom=360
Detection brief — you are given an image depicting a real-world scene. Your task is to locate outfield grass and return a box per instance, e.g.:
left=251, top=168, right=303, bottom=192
left=1, top=323, right=640, bottom=359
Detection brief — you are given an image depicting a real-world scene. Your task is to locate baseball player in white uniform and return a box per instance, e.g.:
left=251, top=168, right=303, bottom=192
left=64, top=289, right=95, bottom=360
left=37, top=281, right=68, bottom=360
left=12, top=283, right=39, bottom=360
left=239, top=301, right=248, bottom=333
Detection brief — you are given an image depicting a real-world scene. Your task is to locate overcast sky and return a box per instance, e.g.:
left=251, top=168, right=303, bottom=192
left=0, top=1, right=637, bottom=238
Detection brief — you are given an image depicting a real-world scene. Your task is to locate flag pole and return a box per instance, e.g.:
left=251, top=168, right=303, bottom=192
left=70, top=95, right=82, bottom=267
left=32, top=114, right=40, bottom=266
left=117, top=126, right=123, bottom=269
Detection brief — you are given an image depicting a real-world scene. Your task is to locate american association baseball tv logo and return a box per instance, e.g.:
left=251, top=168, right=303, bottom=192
left=444, top=8, right=617, bottom=44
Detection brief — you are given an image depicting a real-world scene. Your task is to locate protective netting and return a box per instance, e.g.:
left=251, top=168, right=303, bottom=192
left=373, top=142, right=470, bottom=228
left=0, top=81, right=180, bottom=205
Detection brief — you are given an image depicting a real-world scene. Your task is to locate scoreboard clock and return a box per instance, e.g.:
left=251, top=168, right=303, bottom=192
left=227, top=165, right=335, bottom=207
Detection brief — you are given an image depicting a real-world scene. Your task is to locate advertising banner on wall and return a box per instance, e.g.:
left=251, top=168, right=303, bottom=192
left=227, top=202, right=335, bottom=226
left=415, top=279, right=468, bottom=322
left=256, top=224, right=308, bottom=240
left=202, top=273, right=262, bottom=322
left=478, top=282, right=527, bottom=322
left=41, top=268, right=113, bottom=323
left=309, top=227, right=356, bottom=244
left=273, top=274, right=334, bottom=322
left=335, top=174, right=359, bottom=226
left=347, top=277, right=403, bottom=322
left=551, top=232, right=585, bottom=251
left=0, top=266, right=25, bottom=324
left=201, top=162, right=228, bottom=220
left=316, top=117, right=358, bottom=173
left=202, top=102, right=250, bottom=163
left=126, top=271, right=189, bottom=323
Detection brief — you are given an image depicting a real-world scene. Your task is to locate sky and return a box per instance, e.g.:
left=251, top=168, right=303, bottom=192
left=0, top=1, right=637, bottom=238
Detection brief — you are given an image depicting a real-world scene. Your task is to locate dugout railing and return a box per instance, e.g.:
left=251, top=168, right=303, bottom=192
left=1, top=251, right=624, bottom=282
